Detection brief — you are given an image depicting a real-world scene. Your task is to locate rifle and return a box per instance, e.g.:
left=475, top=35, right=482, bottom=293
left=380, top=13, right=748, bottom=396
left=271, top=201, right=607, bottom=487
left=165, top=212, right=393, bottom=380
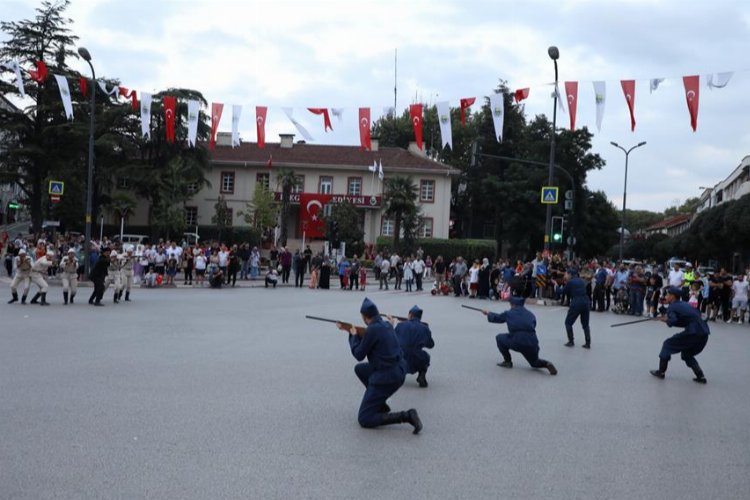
left=461, top=305, right=485, bottom=313
left=305, top=315, right=366, bottom=336
left=610, top=306, right=668, bottom=328
left=387, top=314, right=430, bottom=327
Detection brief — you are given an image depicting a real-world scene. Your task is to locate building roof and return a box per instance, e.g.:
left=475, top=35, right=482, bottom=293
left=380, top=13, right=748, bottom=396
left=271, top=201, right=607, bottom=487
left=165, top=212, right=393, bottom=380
left=206, top=140, right=459, bottom=175
left=645, top=213, right=692, bottom=231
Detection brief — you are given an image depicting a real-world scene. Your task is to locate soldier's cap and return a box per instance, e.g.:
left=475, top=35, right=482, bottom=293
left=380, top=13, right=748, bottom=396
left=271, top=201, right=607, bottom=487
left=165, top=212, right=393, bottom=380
left=665, top=286, right=683, bottom=297
left=510, top=296, right=525, bottom=307
left=360, top=297, right=379, bottom=318
left=18, top=249, right=27, bottom=256
left=409, top=305, right=423, bottom=319
left=110, top=251, right=118, bottom=258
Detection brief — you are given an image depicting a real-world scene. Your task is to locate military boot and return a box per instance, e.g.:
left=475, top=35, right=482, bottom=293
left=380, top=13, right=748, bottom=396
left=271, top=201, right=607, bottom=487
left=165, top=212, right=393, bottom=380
left=564, top=325, right=575, bottom=347
left=113, top=292, right=119, bottom=304
left=582, top=329, right=591, bottom=349
left=30, top=292, right=40, bottom=304
left=124, top=291, right=130, bottom=301
left=63, top=292, right=69, bottom=305
left=8, top=292, right=18, bottom=304
left=545, top=361, right=558, bottom=375
left=40, top=293, right=49, bottom=306
left=21, top=294, right=28, bottom=304
left=691, top=364, right=707, bottom=384
left=381, top=409, right=423, bottom=434
left=650, top=358, right=669, bottom=379
left=416, top=369, right=429, bottom=388
left=70, top=293, right=75, bottom=304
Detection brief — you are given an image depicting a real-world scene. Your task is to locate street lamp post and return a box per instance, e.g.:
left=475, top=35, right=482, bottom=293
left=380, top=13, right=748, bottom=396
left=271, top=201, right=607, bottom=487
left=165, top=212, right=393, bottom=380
left=78, top=46, right=96, bottom=278
left=610, top=141, right=647, bottom=262
left=544, top=46, right=559, bottom=252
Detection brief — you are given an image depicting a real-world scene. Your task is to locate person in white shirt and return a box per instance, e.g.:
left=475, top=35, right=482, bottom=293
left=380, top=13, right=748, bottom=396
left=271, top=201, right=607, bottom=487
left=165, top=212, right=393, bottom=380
left=730, top=274, right=749, bottom=324
left=403, top=257, right=415, bottom=292
left=668, top=264, right=685, bottom=289
left=412, top=257, right=425, bottom=291
left=194, top=253, right=207, bottom=287
left=468, top=260, right=480, bottom=298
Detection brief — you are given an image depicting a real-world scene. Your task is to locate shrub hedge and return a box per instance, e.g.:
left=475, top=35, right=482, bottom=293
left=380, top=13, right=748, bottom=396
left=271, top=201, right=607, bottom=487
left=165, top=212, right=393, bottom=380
left=376, top=237, right=497, bottom=263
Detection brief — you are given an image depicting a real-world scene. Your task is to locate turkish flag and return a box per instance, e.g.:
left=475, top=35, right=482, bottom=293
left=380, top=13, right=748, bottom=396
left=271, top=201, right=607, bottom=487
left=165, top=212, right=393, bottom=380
left=209, top=102, right=223, bottom=150
left=256, top=106, right=267, bottom=148
left=308, top=108, right=333, bottom=132
left=163, top=96, right=176, bottom=143
left=299, top=193, right=333, bottom=238
left=514, top=88, right=530, bottom=102
left=119, top=87, right=139, bottom=111
left=683, top=75, right=700, bottom=132
left=358, top=107, right=371, bottom=150
left=620, top=80, right=636, bottom=131
left=460, top=97, right=475, bottom=126
left=565, top=81, right=578, bottom=130
left=79, top=76, right=88, bottom=97
left=29, top=61, right=48, bottom=83
left=410, top=104, right=424, bottom=150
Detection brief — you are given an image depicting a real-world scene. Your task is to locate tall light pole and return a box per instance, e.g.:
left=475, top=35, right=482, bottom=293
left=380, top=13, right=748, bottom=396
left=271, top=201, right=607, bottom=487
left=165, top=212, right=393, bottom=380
left=78, top=46, right=96, bottom=278
left=611, top=141, right=647, bottom=262
left=544, top=46, right=559, bottom=252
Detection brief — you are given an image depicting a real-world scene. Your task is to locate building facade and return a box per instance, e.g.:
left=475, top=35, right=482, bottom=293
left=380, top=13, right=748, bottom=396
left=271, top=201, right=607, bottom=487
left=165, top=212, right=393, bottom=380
left=697, top=155, right=750, bottom=213
left=126, top=133, right=457, bottom=247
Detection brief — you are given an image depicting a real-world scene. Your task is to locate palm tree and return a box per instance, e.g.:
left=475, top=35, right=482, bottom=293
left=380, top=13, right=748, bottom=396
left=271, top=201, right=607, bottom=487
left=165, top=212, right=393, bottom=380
left=383, top=176, right=418, bottom=250
left=276, top=169, right=301, bottom=247
left=105, top=192, right=137, bottom=240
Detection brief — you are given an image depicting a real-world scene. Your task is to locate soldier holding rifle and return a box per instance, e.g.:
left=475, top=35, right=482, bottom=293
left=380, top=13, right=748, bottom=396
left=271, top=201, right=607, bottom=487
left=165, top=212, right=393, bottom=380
left=387, top=306, right=434, bottom=388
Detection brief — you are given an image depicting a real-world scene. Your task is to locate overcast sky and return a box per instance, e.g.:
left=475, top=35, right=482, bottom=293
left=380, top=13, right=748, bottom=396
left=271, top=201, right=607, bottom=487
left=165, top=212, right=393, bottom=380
left=4, top=0, right=750, bottom=212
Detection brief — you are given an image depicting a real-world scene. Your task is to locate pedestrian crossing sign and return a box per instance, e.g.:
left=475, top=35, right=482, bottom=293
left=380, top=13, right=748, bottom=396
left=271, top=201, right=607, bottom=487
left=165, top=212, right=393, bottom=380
left=541, top=186, right=558, bottom=204
left=48, top=180, right=65, bottom=196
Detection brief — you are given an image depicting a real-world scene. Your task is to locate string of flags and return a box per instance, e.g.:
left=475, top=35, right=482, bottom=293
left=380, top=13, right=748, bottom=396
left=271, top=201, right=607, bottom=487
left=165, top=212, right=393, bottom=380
left=0, top=57, right=741, bottom=153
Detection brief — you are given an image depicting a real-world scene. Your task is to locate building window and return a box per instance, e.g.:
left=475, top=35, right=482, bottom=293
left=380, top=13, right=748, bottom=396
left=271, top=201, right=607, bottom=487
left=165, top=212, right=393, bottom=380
left=292, top=175, right=305, bottom=194
left=420, top=179, right=435, bottom=203
left=116, top=178, right=130, bottom=189
left=319, top=176, right=333, bottom=194
left=185, top=206, right=198, bottom=227
left=381, top=217, right=394, bottom=237
left=256, top=173, right=270, bottom=189
left=420, top=218, right=434, bottom=238
left=220, top=171, right=235, bottom=194
left=348, top=177, right=362, bottom=196
left=186, top=182, right=199, bottom=195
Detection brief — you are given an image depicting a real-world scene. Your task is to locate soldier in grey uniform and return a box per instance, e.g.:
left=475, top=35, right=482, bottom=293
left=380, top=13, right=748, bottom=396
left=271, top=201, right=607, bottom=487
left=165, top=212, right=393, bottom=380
left=107, top=251, right=124, bottom=303
left=121, top=248, right=135, bottom=302
left=60, top=248, right=79, bottom=305
left=8, top=249, right=32, bottom=304
left=29, top=250, right=54, bottom=305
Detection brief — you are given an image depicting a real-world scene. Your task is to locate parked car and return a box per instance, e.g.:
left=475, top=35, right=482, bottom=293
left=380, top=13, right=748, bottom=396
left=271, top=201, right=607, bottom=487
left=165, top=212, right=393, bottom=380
left=112, top=234, right=149, bottom=246
left=666, top=257, right=690, bottom=270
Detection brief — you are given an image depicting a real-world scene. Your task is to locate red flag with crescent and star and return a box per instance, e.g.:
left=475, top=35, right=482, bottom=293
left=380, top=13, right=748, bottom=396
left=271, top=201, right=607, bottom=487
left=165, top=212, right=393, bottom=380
left=459, top=97, right=475, bottom=126
left=79, top=76, right=88, bottom=97
left=514, top=88, right=530, bottom=103
left=620, top=80, right=636, bottom=131
left=358, top=107, right=371, bottom=150
left=308, top=108, right=333, bottom=132
left=28, top=61, right=48, bottom=83
left=410, top=104, right=424, bottom=150
left=564, top=81, right=578, bottom=130
left=682, top=75, right=700, bottom=132
left=256, top=106, right=267, bottom=148
left=209, top=102, right=224, bottom=150
left=163, top=96, right=176, bottom=143
left=299, top=193, right=333, bottom=238
left=119, top=87, right=139, bottom=111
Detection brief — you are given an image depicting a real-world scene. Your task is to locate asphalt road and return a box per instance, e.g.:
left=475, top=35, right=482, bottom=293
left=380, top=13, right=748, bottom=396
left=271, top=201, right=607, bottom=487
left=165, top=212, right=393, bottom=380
left=2, top=284, right=749, bottom=499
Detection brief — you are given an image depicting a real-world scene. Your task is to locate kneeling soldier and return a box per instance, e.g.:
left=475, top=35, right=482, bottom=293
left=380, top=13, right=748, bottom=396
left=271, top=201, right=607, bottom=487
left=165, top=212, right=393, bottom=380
left=392, top=306, right=434, bottom=387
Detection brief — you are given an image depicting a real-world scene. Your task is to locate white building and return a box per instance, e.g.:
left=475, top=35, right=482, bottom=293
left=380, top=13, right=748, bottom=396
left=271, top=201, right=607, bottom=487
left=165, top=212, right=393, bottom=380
left=697, top=155, right=750, bottom=213
left=126, top=133, right=457, bottom=247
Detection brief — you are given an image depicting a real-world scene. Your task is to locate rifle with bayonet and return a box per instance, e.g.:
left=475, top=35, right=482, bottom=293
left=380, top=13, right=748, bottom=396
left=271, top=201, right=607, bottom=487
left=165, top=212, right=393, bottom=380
left=306, top=315, right=366, bottom=336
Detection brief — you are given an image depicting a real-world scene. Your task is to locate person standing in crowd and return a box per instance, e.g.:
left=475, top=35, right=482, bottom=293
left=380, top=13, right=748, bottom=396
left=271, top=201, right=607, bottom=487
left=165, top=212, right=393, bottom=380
left=8, top=249, right=32, bottom=304
left=391, top=306, right=434, bottom=387
left=646, top=271, right=664, bottom=318
left=379, top=257, right=390, bottom=290
left=424, top=255, right=432, bottom=281
left=218, top=245, right=229, bottom=280
left=452, top=257, right=468, bottom=297
left=337, top=255, right=350, bottom=290
left=337, top=298, right=422, bottom=434
left=349, top=255, right=360, bottom=291
left=280, top=247, right=292, bottom=284
left=593, top=262, right=608, bottom=312
left=319, top=255, right=331, bottom=289
left=165, top=252, right=178, bottom=287
left=563, top=268, right=591, bottom=348
left=303, top=245, right=313, bottom=274
left=227, top=245, right=240, bottom=286
left=412, top=255, right=425, bottom=291
left=89, top=247, right=110, bottom=306
left=359, top=262, right=367, bottom=292
left=468, top=260, right=480, bottom=298
left=433, top=256, right=446, bottom=291
left=628, top=265, right=646, bottom=316
left=194, top=250, right=207, bottom=287
left=650, top=287, right=710, bottom=383
left=250, top=246, right=260, bottom=280
left=3, top=240, right=15, bottom=277
left=28, top=250, right=54, bottom=305
left=477, top=258, right=491, bottom=299
left=373, top=252, right=382, bottom=283
left=294, top=249, right=306, bottom=288
left=239, top=243, right=250, bottom=280
left=667, top=263, right=685, bottom=296
left=394, top=258, right=404, bottom=290
left=403, top=256, right=414, bottom=292
left=182, top=246, right=194, bottom=287
left=481, top=297, right=557, bottom=375
left=309, top=252, right=322, bottom=289
left=718, top=268, right=734, bottom=322
left=269, top=246, right=279, bottom=271
left=60, top=248, right=79, bottom=305
left=730, top=273, right=749, bottom=324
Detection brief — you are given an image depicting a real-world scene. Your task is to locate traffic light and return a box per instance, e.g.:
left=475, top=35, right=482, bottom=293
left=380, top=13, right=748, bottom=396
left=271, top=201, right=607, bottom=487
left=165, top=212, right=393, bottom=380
left=552, top=216, right=564, bottom=243
left=8, top=201, right=20, bottom=209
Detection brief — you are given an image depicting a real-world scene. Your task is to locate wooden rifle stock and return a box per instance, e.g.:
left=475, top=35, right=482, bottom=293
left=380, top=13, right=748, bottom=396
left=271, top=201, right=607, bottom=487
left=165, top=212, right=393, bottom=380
left=305, top=315, right=366, bottom=336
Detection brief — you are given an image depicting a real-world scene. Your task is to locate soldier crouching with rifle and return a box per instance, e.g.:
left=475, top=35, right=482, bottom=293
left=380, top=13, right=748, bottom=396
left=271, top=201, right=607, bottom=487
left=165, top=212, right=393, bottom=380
left=309, top=298, right=423, bottom=434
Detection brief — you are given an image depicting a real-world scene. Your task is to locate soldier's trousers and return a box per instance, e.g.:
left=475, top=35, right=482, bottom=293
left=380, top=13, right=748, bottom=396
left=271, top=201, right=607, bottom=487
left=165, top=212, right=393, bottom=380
left=659, top=331, right=708, bottom=369
left=10, top=274, right=30, bottom=293
left=62, top=272, right=78, bottom=294
left=123, top=272, right=134, bottom=291
left=107, top=273, right=122, bottom=291
left=29, top=272, right=48, bottom=293
left=496, top=334, right=549, bottom=368
left=354, top=362, right=404, bottom=428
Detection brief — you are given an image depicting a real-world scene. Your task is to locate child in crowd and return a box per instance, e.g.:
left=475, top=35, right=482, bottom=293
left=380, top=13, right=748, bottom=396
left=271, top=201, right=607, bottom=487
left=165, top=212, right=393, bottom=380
left=359, top=265, right=367, bottom=291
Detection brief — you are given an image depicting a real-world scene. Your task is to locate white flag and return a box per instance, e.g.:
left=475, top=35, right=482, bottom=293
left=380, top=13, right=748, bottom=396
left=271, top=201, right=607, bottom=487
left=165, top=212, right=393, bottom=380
left=53, top=75, right=73, bottom=120
left=378, top=160, right=384, bottom=181
left=187, top=100, right=199, bottom=147
left=331, top=108, right=345, bottom=122
left=1, top=59, right=25, bottom=98
left=97, top=81, right=120, bottom=99
left=554, top=84, right=566, bottom=114
left=368, top=160, right=377, bottom=173
left=282, top=107, right=314, bottom=141
left=435, top=101, right=452, bottom=150
left=488, top=93, right=505, bottom=142
left=592, top=81, right=606, bottom=132
left=231, top=104, right=242, bottom=147
left=140, top=92, right=152, bottom=139
left=649, top=78, right=665, bottom=93
left=707, top=72, right=733, bottom=90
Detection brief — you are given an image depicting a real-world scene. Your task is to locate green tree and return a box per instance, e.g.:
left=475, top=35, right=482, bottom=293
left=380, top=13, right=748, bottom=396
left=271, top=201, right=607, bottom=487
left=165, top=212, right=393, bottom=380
left=211, top=195, right=231, bottom=242
left=383, top=176, right=419, bottom=251
left=575, top=190, right=620, bottom=257
left=664, top=196, right=701, bottom=217
left=239, top=182, right=277, bottom=242
left=276, top=169, right=301, bottom=246
left=324, top=200, right=365, bottom=256
left=103, top=192, right=136, bottom=236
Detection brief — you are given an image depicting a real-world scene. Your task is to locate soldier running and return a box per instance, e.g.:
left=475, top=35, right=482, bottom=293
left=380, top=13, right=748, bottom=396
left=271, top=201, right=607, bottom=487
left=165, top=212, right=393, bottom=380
left=8, top=249, right=32, bottom=304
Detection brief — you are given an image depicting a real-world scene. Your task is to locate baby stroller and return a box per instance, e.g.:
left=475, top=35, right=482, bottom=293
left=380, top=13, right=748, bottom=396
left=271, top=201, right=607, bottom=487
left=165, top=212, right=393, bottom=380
left=612, top=287, right=629, bottom=314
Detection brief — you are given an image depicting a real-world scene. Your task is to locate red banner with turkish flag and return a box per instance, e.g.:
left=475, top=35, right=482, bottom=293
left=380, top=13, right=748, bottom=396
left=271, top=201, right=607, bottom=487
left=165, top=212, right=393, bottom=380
left=299, top=193, right=332, bottom=238
left=459, top=97, right=475, bottom=126
left=514, top=88, right=529, bottom=102
left=256, top=106, right=267, bottom=148
left=564, top=81, right=578, bottom=130
left=410, top=104, right=424, bottom=150
left=683, top=75, right=700, bottom=132
left=358, top=107, right=371, bottom=150
left=209, top=102, right=223, bottom=150
left=163, top=96, right=176, bottom=143
left=308, top=108, right=333, bottom=132
left=620, top=80, right=636, bottom=131
left=119, top=87, right=139, bottom=111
